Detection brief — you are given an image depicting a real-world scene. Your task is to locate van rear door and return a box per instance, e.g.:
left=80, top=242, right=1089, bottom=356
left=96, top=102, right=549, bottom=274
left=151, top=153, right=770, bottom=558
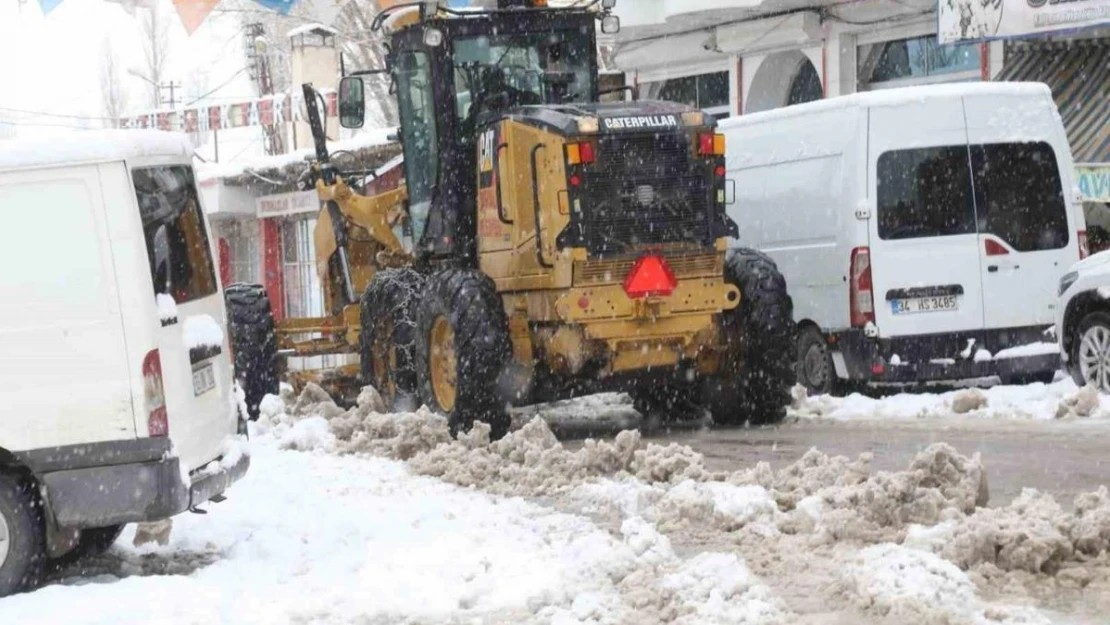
left=962, top=95, right=1079, bottom=330
left=132, top=165, right=234, bottom=472
left=867, top=99, right=986, bottom=338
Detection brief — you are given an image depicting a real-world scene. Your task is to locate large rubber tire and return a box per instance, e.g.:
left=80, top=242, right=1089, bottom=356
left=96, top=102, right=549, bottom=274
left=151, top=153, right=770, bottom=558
left=414, top=269, right=512, bottom=440
left=360, top=268, right=426, bottom=407
left=0, top=473, right=44, bottom=597
left=706, top=248, right=796, bottom=426
left=225, top=284, right=279, bottom=421
left=631, top=386, right=705, bottom=423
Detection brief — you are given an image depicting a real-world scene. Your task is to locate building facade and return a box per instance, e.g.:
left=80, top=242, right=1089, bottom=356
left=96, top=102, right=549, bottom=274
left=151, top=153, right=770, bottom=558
left=611, top=0, right=1109, bottom=245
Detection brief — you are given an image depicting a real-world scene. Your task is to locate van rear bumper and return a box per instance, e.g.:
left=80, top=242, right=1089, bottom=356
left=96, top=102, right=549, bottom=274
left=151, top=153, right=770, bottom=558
left=833, top=326, right=1061, bottom=383
left=16, top=438, right=249, bottom=529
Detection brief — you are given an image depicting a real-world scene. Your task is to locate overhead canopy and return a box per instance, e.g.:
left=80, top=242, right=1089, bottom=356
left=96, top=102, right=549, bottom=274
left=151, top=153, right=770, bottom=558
left=998, top=40, right=1110, bottom=164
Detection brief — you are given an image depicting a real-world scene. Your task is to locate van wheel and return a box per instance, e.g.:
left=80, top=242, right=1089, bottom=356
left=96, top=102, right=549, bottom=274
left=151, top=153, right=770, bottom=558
left=225, top=284, right=279, bottom=421
left=0, top=473, right=44, bottom=597
left=361, top=269, right=426, bottom=407
left=415, top=269, right=512, bottom=440
left=706, top=249, right=796, bottom=426
left=797, top=326, right=835, bottom=395
left=1071, top=311, right=1110, bottom=391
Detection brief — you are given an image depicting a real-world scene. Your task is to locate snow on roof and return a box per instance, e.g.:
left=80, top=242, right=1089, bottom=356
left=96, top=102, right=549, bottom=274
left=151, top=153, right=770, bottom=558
left=287, top=22, right=338, bottom=38
left=720, top=82, right=1053, bottom=131
left=0, top=130, right=193, bottom=172
left=196, top=127, right=396, bottom=183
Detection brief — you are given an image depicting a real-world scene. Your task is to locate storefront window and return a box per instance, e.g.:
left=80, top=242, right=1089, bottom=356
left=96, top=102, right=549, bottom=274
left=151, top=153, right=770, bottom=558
left=859, top=35, right=980, bottom=89
left=641, top=71, right=730, bottom=119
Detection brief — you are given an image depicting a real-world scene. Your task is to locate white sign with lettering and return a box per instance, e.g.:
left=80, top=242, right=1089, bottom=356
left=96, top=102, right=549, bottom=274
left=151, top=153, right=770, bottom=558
left=939, top=0, right=1110, bottom=44
left=256, top=190, right=320, bottom=218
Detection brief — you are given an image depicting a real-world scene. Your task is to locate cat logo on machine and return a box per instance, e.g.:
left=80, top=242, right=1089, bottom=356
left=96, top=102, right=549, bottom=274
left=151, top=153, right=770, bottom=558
left=602, top=115, right=679, bottom=131
left=479, top=127, right=497, bottom=173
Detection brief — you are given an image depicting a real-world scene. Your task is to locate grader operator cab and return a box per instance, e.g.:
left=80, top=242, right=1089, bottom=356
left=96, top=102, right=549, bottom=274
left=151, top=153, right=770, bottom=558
left=226, top=0, right=796, bottom=438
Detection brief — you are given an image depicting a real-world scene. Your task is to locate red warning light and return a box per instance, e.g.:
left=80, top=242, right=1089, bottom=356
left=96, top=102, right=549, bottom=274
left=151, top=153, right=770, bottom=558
left=623, top=255, right=678, bottom=298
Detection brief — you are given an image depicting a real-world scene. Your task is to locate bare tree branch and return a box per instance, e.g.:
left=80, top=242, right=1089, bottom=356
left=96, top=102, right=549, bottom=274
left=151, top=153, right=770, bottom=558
left=139, top=0, right=172, bottom=107
left=100, top=37, right=128, bottom=128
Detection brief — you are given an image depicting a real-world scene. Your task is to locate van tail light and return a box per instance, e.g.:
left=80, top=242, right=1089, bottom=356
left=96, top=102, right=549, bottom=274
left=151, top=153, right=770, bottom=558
left=984, top=239, right=1009, bottom=256
left=142, top=349, right=169, bottom=437
left=1079, top=230, right=1089, bottom=259
left=624, top=255, right=678, bottom=298
left=850, top=247, right=875, bottom=328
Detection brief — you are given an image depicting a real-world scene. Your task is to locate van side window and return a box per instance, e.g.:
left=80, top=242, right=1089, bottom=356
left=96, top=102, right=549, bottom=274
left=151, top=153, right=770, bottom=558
left=877, top=146, right=976, bottom=240
left=132, top=166, right=217, bottom=304
left=971, top=142, right=1068, bottom=252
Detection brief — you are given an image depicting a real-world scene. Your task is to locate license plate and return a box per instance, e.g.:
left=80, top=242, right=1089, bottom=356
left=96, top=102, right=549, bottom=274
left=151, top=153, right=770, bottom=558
left=192, top=363, right=216, bottom=397
left=891, top=295, right=959, bottom=315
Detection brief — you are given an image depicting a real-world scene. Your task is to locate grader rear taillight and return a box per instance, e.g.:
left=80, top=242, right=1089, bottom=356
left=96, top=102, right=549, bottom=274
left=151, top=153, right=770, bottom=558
left=565, top=141, right=596, bottom=166
left=624, top=255, right=678, bottom=298
left=697, top=133, right=726, bottom=157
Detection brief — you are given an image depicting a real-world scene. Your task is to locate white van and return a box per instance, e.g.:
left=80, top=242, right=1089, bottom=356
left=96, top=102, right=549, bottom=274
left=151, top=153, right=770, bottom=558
left=0, top=131, right=248, bottom=595
left=722, top=83, right=1084, bottom=393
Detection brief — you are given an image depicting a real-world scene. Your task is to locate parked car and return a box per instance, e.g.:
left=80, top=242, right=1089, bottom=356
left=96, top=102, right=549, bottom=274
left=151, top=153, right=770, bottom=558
left=0, top=131, right=249, bottom=596
left=1057, top=251, right=1110, bottom=391
left=722, top=82, right=1084, bottom=394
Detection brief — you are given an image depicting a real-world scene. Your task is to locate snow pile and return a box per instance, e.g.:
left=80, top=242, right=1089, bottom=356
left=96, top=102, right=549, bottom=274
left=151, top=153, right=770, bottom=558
left=1056, top=384, right=1101, bottom=418
left=938, top=487, right=1110, bottom=575
left=843, top=544, right=977, bottom=623
left=658, top=553, right=791, bottom=625
left=994, top=343, right=1060, bottom=360
left=254, top=383, right=451, bottom=459
left=791, top=378, right=1110, bottom=421
left=771, top=444, right=989, bottom=543
left=155, top=294, right=178, bottom=324
left=182, top=314, right=225, bottom=350
left=653, top=481, right=780, bottom=533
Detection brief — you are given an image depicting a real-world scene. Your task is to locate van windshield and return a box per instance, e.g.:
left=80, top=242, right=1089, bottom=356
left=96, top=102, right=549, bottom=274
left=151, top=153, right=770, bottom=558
left=132, top=166, right=218, bottom=304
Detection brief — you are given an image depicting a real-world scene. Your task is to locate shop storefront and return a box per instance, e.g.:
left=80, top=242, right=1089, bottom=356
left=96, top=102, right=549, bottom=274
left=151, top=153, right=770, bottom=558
left=611, top=1, right=1108, bottom=244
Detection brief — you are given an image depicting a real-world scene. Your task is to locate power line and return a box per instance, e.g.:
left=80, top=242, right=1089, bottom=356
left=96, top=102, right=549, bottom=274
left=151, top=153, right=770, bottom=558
left=185, top=67, right=251, bottom=107
left=0, top=106, right=116, bottom=121
left=0, top=118, right=103, bottom=130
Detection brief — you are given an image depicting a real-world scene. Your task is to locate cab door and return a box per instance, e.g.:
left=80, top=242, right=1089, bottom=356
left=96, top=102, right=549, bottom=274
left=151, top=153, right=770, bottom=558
left=867, top=99, right=986, bottom=338
left=393, top=49, right=440, bottom=248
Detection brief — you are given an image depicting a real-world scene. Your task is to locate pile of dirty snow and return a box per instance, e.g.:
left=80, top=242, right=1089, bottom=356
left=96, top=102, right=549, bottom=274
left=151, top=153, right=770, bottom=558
left=247, top=384, right=1110, bottom=623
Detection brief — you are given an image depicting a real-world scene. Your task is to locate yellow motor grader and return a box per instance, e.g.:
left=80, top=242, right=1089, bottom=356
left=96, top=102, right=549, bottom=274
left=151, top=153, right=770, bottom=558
left=225, top=0, right=796, bottom=438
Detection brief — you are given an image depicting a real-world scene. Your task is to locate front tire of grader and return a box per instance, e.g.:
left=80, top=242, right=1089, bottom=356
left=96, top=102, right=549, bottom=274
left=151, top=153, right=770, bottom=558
left=414, top=269, right=512, bottom=440
left=706, top=248, right=796, bottom=426
left=360, top=268, right=426, bottom=408
left=225, top=284, right=279, bottom=421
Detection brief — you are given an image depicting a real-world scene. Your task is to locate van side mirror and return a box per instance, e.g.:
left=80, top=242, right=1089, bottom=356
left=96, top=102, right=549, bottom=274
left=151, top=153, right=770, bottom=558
left=339, top=76, right=366, bottom=129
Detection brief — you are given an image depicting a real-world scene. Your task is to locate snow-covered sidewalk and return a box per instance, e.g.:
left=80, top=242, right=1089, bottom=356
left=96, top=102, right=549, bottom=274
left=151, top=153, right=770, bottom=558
left=790, top=378, right=1110, bottom=422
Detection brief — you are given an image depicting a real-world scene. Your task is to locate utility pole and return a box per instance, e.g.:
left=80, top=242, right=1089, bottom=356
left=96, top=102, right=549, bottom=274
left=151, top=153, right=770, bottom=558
left=245, top=22, right=286, bottom=156
left=160, top=81, right=182, bottom=109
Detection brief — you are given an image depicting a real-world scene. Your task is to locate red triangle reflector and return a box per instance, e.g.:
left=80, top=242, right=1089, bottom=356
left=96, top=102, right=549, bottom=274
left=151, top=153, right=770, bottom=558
left=624, top=255, right=678, bottom=298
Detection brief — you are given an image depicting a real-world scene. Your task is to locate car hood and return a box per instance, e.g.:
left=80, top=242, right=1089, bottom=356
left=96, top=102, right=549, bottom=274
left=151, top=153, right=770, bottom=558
left=1072, top=250, right=1110, bottom=274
